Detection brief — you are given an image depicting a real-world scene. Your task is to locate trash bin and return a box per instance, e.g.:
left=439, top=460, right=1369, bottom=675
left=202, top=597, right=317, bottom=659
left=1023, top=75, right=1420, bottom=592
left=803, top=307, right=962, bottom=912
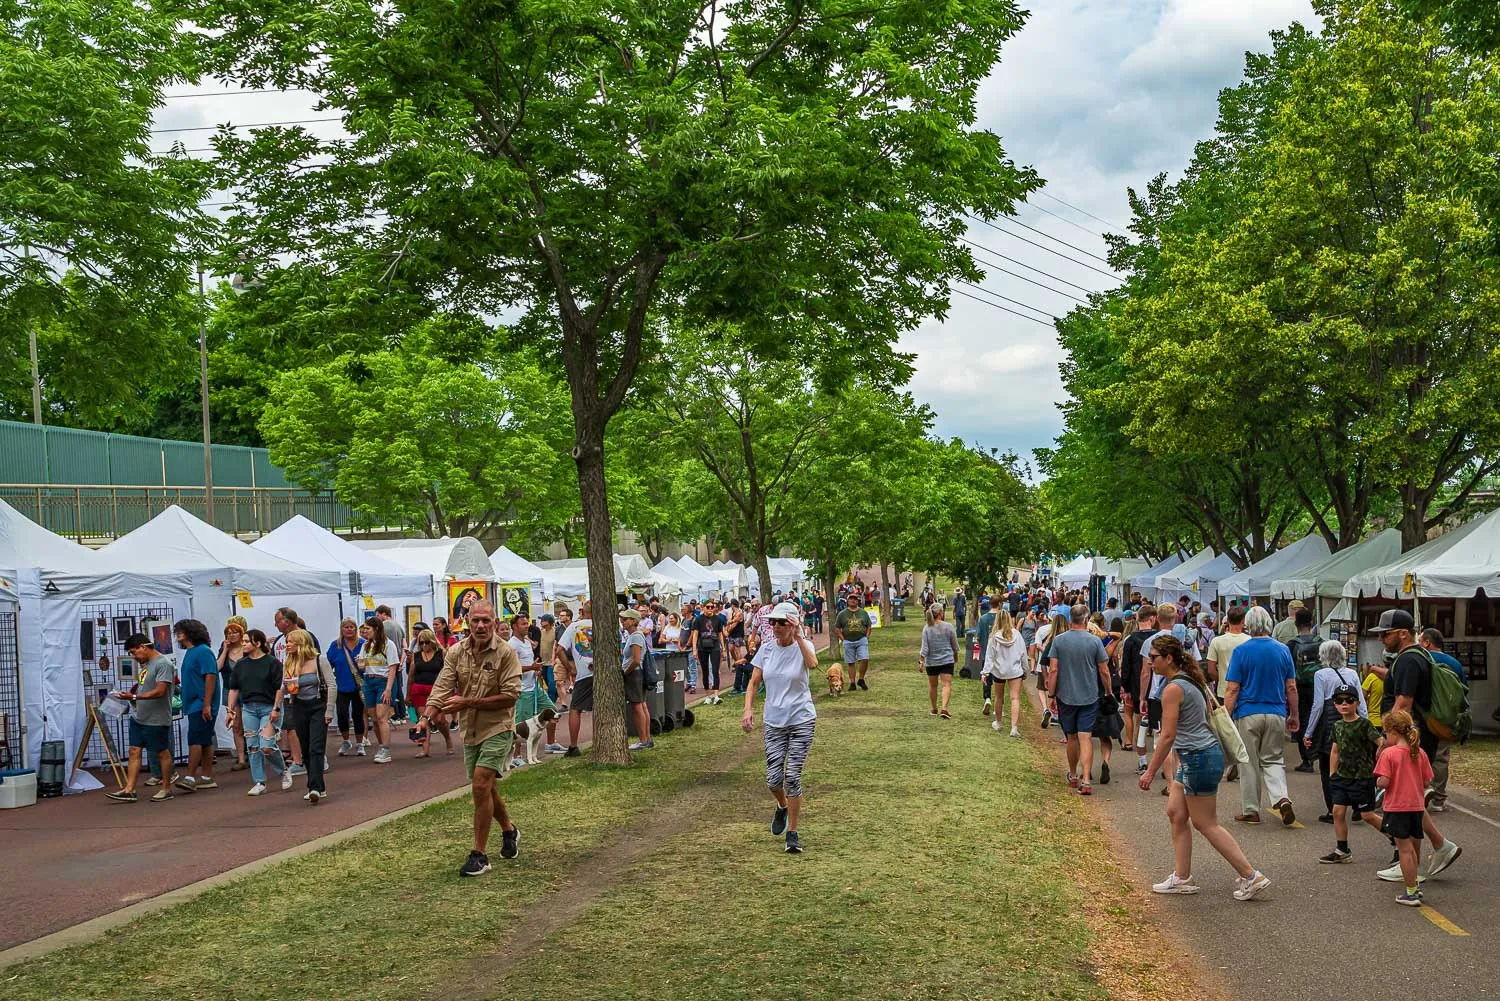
left=960, top=628, right=979, bottom=679
left=658, top=651, right=694, bottom=728
left=628, top=678, right=667, bottom=738
left=892, top=598, right=906, bottom=622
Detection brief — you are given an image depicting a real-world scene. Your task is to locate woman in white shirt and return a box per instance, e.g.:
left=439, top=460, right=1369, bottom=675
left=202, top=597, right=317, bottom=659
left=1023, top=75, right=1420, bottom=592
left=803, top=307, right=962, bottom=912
left=356, top=618, right=400, bottom=764
left=741, top=601, right=818, bottom=854
left=660, top=613, right=684, bottom=652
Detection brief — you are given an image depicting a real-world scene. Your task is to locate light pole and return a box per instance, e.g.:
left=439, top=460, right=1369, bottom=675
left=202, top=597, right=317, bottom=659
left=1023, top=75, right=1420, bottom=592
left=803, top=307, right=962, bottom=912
left=197, top=263, right=214, bottom=522
left=25, top=244, right=40, bottom=424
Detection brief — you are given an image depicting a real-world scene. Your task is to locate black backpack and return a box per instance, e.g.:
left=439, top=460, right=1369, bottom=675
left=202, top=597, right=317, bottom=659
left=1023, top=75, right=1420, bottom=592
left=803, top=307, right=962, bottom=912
left=1288, top=632, right=1323, bottom=684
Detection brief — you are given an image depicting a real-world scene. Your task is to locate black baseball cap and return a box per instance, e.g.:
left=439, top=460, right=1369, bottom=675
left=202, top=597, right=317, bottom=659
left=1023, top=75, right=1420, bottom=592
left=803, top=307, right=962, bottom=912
left=1331, top=684, right=1360, bottom=702
left=1369, top=609, right=1415, bottom=634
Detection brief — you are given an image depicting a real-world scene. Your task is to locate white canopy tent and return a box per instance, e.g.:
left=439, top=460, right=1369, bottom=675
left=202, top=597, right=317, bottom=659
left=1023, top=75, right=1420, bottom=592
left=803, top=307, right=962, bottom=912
left=354, top=537, right=495, bottom=623
left=105, top=506, right=344, bottom=648
left=1344, top=509, right=1500, bottom=600
left=1056, top=555, right=1096, bottom=588
left=535, top=554, right=657, bottom=601
left=1272, top=530, right=1403, bottom=605
left=1130, top=551, right=1189, bottom=602
left=1217, top=534, right=1332, bottom=599
left=1156, top=552, right=1236, bottom=605
left=710, top=560, right=754, bottom=594
left=652, top=557, right=711, bottom=601
left=487, top=545, right=548, bottom=618
left=676, top=556, right=730, bottom=593
left=252, top=516, right=436, bottom=624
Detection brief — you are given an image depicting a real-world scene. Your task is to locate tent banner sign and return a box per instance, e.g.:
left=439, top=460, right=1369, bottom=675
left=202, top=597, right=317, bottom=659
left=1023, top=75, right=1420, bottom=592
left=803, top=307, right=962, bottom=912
left=449, top=581, right=489, bottom=627
left=499, top=583, right=530, bottom=619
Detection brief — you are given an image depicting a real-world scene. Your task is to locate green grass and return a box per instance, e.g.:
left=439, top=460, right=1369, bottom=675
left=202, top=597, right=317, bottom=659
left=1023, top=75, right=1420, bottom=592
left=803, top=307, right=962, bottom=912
left=4, top=622, right=1120, bottom=1001
left=1451, top=735, right=1500, bottom=797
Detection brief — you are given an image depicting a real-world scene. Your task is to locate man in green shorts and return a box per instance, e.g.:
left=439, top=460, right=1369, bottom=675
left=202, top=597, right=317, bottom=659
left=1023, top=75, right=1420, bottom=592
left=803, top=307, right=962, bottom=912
left=418, top=600, right=522, bottom=877
left=835, top=599, right=874, bottom=690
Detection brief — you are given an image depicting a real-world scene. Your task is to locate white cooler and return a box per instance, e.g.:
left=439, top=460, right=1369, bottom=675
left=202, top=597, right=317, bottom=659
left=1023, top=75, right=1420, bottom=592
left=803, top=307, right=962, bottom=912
left=0, top=769, right=38, bottom=809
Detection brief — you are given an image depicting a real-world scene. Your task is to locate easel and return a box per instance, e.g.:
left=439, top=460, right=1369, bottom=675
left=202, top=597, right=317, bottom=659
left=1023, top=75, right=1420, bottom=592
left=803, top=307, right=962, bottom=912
left=71, top=701, right=126, bottom=789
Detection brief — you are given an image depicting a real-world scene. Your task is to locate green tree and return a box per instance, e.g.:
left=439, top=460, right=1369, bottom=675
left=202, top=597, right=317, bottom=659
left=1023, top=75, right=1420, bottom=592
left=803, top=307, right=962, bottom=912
left=1, top=0, right=212, bottom=425
left=260, top=328, right=577, bottom=542
left=194, top=0, right=1039, bottom=761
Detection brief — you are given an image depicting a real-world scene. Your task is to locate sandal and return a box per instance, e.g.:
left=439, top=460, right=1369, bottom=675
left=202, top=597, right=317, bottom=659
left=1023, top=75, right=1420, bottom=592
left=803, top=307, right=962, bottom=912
left=939, top=708, right=952, bottom=719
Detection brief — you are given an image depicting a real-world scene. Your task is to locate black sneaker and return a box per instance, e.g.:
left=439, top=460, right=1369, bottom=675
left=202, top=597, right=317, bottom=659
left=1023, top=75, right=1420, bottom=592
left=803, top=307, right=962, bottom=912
left=1319, top=849, right=1353, bottom=864
left=1295, top=761, right=1316, bottom=774
left=501, top=825, right=520, bottom=860
left=857, top=679, right=868, bottom=691
left=785, top=831, right=803, bottom=854
left=564, top=747, right=581, bottom=758
left=459, top=851, right=490, bottom=877
left=1099, top=762, right=1111, bottom=785
left=1318, top=814, right=1335, bottom=824
left=771, top=806, right=789, bottom=836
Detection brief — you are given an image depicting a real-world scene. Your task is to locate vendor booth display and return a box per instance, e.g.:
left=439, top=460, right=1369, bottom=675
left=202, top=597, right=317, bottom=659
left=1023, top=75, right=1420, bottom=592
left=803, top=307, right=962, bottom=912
left=488, top=545, right=547, bottom=619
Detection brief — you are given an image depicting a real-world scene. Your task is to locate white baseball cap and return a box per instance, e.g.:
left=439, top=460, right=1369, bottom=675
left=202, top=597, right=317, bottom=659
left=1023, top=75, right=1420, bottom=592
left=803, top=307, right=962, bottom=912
left=765, top=601, right=802, bottom=621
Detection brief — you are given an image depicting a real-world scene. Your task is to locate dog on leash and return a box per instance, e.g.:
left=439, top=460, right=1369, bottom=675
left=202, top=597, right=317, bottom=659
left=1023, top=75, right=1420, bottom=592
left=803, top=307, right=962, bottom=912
left=826, top=662, right=844, bottom=697
left=514, top=707, right=559, bottom=765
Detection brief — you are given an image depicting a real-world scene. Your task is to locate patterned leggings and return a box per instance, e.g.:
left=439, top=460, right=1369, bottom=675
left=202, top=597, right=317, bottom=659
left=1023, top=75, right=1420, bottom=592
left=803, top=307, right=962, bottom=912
left=764, top=720, right=816, bottom=799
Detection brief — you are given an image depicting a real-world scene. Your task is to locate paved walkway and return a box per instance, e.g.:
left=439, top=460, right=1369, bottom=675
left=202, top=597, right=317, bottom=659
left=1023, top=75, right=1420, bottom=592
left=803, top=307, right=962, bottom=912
left=1067, top=734, right=1496, bottom=999
left=0, top=692, right=706, bottom=951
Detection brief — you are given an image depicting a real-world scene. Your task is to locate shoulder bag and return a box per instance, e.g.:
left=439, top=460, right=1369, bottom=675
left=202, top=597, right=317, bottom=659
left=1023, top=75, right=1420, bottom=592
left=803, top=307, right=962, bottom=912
left=1202, top=683, right=1250, bottom=764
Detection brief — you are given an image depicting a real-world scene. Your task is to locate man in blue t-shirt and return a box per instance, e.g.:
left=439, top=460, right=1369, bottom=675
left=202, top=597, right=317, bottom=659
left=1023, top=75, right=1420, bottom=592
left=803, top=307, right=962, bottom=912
left=1048, top=605, right=1111, bottom=795
left=1224, top=606, right=1298, bottom=826
left=174, top=618, right=219, bottom=792
left=1419, top=627, right=1467, bottom=812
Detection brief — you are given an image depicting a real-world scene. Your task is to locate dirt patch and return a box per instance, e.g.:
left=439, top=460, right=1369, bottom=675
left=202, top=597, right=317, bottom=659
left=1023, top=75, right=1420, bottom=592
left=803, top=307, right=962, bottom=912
left=436, top=738, right=764, bottom=1001
left=1026, top=734, right=1234, bottom=1001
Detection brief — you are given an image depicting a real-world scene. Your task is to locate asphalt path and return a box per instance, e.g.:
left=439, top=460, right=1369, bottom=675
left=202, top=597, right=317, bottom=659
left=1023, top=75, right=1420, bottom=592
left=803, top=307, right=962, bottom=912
left=1079, top=734, right=1495, bottom=1000
left=0, top=691, right=716, bottom=952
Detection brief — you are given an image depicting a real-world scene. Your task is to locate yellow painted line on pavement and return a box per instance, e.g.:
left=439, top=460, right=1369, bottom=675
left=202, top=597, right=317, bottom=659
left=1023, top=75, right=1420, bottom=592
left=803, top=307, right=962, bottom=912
left=1420, top=905, right=1470, bottom=936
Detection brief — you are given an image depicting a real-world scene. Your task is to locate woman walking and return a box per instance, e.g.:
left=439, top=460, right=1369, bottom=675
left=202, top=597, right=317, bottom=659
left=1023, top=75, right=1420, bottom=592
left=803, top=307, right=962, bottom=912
left=328, top=618, right=367, bottom=758
left=357, top=617, right=400, bottom=763
left=741, top=601, right=818, bottom=854
left=982, top=609, right=1027, bottom=736
left=1139, top=634, right=1270, bottom=900
left=282, top=629, right=335, bottom=803
left=218, top=616, right=250, bottom=771
left=919, top=603, right=959, bottom=718
left=410, top=628, right=452, bottom=756
left=225, top=629, right=288, bottom=795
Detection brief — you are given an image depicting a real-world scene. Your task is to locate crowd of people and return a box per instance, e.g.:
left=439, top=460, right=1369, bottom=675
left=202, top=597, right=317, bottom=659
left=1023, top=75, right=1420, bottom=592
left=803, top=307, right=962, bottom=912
left=932, top=580, right=1471, bottom=907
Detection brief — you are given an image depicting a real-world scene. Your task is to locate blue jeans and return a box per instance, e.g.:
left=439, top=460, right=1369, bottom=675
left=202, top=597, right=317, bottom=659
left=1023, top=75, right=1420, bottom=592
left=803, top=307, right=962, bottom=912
left=687, top=652, right=700, bottom=688
left=242, top=703, right=286, bottom=785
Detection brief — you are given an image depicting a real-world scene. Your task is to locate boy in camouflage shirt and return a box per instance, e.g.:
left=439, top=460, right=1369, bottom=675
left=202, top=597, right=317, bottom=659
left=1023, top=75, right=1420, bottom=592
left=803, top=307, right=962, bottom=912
left=1320, top=683, right=1386, bottom=864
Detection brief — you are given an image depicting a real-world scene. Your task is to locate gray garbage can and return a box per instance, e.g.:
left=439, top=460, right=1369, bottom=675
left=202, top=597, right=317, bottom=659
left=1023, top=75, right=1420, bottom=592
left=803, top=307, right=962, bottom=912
left=628, top=676, right=667, bottom=738
left=658, top=651, right=693, bottom=728
left=892, top=598, right=906, bottom=622
left=960, top=628, right=979, bottom=679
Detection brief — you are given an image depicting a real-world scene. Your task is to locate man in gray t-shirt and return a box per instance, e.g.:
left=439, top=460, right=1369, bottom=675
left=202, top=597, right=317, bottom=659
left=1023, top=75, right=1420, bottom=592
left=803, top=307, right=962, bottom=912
left=108, top=636, right=179, bottom=802
left=1047, top=605, right=1110, bottom=793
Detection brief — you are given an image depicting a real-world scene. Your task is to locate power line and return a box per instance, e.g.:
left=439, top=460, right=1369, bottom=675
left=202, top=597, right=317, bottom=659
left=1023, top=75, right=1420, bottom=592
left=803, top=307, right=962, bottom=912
left=988, top=214, right=1116, bottom=267
left=1036, top=190, right=1127, bottom=232
left=950, top=285, right=1057, bottom=328
left=966, top=215, right=1121, bottom=282
left=955, top=236, right=1100, bottom=297
left=149, top=116, right=342, bottom=135
left=956, top=238, right=1091, bottom=304
left=954, top=280, right=1055, bottom=321
left=163, top=88, right=314, bottom=100
left=1024, top=201, right=1107, bottom=240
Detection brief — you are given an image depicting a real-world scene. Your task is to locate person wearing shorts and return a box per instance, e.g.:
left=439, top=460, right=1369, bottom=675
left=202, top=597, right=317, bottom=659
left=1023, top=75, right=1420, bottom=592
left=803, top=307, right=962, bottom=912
left=416, top=601, right=521, bottom=878
left=558, top=601, right=596, bottom=756
left=1141, top=633, right=1270, bottom=900
left=835, top=602, right=873, bottom=691
left=409, top=628, right=451, bottom=756
left=1047, top=606, right=1111, bottom=794
left=107, top=633, right=179, bottom=803
left=620, top=607, right=653, bottom=751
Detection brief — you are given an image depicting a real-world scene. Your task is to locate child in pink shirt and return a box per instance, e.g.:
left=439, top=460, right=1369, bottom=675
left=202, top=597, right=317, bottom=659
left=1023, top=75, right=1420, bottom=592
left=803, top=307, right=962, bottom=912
left=1373, top=709, right=1433, bottom=906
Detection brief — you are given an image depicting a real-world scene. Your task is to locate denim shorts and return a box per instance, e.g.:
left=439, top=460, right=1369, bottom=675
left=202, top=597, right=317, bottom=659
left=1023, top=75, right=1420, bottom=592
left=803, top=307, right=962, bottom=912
left=363, top=676, right=391, bottom=708
left=842, top=636, right=870, bottom=663
left=1174, top=745, right=1226, bottom=797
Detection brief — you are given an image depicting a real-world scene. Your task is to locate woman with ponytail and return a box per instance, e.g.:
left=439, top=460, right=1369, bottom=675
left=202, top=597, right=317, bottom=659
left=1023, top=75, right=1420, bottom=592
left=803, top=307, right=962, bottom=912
left=1375, top=709, right=1434, bottom=905
left=1140, top=634, right=1271, bottom=901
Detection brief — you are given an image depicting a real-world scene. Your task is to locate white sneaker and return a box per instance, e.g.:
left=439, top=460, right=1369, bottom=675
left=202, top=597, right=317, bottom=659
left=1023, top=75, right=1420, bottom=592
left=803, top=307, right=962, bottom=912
left=280, top=770, right=294, bottom=791
left=1424, top=840, right=1462, bottom=878
left=356, top=743, right=367, bottom=756
left=303, top=790, right=326, bottom=804
left=1010, top=727, right=1021, bottom=738
left=983, top=699, right=993, bottom=716
left=323, top=756, right=330, bottom=772
left=544, top=743, right=566, bottom=754
left=337, top=740, right=353, bottom=757
left=1152, top=872, right=1199, bottom=894
left=373, top=747, right=392, bottom=764
left=1233, top=871, right=1271, bottom=901
left=992, top=719, right=1002, bottom=731
left=1377, top=861, right=1425, bottom=883
left=247, top=782, right=267, bottom=796
left=509, top=756, right=526, bottom=769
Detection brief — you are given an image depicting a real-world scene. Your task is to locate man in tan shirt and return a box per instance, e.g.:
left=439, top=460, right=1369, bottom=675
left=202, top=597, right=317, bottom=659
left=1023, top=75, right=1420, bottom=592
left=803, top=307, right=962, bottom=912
left=418, top=600, right=522, bottom=877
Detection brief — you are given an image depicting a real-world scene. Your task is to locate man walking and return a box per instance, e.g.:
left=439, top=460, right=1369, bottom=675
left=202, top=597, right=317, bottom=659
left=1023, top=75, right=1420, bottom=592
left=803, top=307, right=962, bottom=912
left=557, top=600, right=595, bottom=757
left=1224, top=606, right=1298, bottom=826
left=107, top=634, right=179, bottom=802
left=1371, top=610, right=1461, bottom=881
left=174, top=619, right=219, bottom=792
left=1284, top=606, right=1323, bottom=773
left=1272, top=599, right=1303, bottom=645
left=1048, top=604, right=1111, bottom=795
left=834, top=597, right=873, bottom=691
left=418, top=601, right=522, bottom=877
left=1418, top=627, right=1467, bottom=813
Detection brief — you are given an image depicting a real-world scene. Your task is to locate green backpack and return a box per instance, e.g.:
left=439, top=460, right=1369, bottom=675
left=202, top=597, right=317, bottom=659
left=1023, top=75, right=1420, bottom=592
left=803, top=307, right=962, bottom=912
left=1413, top=647, right=1473, bottom=745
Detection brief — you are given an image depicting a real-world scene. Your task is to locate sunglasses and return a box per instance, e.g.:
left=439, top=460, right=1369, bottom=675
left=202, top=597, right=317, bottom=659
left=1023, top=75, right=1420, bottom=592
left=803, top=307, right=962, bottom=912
left=1332, top=697, right=1358, bottom=705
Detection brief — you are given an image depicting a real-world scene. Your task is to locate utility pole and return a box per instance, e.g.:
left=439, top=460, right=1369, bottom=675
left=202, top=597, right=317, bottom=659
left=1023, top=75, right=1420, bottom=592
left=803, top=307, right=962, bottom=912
left=25, top=244, right=40, bottom=424
left=198, top=263, right=214, bottom=522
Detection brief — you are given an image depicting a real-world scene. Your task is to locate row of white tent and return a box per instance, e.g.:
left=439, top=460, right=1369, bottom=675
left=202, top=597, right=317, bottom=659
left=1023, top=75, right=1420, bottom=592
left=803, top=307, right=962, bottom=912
left=0, top=497, right=811, bottom=786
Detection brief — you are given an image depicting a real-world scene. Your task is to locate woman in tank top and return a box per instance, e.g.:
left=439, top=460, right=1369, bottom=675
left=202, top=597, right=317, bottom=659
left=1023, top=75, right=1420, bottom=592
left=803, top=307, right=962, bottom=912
left=1140, top=633, right=1270, bottom=902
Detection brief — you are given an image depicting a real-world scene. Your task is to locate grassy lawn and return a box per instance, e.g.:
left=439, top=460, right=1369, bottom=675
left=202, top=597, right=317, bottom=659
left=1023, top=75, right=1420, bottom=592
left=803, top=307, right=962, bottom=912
left=3, top=620, right=1199, bottom=1001
left=1451, top=736, right=1500, bottom=797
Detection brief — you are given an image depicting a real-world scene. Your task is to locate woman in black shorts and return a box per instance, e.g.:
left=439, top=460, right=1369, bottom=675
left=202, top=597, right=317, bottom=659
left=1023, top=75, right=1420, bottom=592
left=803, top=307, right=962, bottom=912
left=919, top=604, right=959, bottom=718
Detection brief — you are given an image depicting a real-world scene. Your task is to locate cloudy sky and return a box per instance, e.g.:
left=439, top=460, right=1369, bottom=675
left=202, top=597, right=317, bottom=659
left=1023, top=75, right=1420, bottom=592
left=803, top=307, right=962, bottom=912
left=152, top=0, right=1318, bottom=468
left=901, top=0, right=1318, bottom=470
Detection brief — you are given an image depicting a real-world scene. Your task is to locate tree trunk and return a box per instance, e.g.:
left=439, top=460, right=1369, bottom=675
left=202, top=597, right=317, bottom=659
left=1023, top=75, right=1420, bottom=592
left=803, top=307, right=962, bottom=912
left=575, top=429, right=629, bottom=764
left=879, top=562, right=892, bottom=625
left=1399, top=487, right=1429, bottom=552
left=823, top=560, right=839, bottom=655
left=755, top=549, right=775, bottom=605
